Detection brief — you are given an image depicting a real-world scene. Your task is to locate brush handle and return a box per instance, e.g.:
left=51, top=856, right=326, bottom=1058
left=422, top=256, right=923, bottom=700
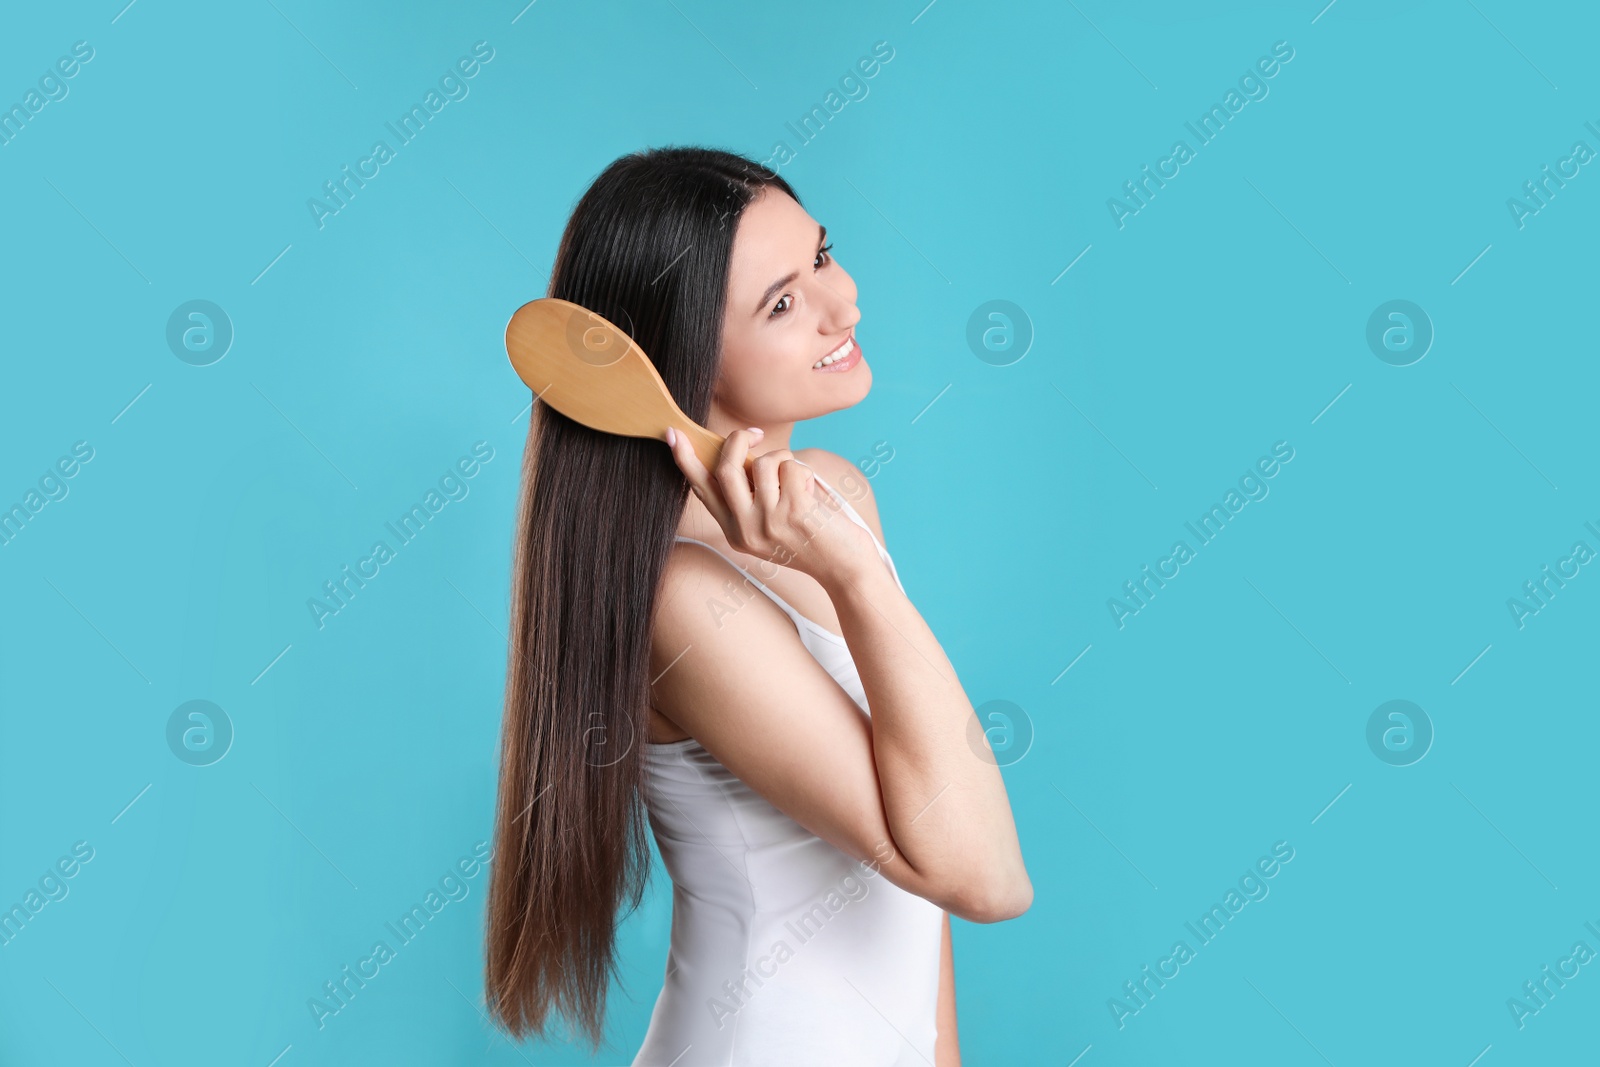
left=672, top=421, right=756, bottom=474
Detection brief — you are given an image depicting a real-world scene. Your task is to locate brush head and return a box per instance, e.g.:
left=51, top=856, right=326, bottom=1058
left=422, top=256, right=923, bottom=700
left=504, top=297, right=729, bottom=470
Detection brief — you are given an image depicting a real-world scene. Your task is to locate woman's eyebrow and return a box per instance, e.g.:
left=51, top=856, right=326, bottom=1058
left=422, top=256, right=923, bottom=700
left=752, top=224, right=827, bottom=315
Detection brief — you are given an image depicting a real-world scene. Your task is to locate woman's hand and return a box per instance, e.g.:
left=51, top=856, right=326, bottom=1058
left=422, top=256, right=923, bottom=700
left=666, top=426, right=879, bottom=587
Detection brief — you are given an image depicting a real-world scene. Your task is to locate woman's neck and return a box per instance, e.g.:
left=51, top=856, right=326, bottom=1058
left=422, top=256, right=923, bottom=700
left=703, top=411, right=796, bottom=455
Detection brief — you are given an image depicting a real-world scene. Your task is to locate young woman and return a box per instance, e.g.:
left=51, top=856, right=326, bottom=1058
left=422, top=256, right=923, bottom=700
left=484, top=146, right=1030, bottom=1066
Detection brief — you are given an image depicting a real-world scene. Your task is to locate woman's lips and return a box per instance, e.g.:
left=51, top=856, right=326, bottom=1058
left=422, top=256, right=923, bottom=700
left=813, top=337, right=862, bottom=373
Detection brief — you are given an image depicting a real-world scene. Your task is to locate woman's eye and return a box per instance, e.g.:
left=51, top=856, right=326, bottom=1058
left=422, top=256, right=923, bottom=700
left=770, top=245, right=835, bottom=318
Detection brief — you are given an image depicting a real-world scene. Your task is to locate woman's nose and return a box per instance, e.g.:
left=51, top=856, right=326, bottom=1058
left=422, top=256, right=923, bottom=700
left=814, top=277, right=860, bottom=331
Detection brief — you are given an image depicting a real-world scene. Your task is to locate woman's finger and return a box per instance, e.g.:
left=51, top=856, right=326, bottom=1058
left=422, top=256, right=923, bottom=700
left=668, top=427, right=732, bottom=532
left=778, top=457, right=828, bottom=532
left=714, top=428, right=761, bottom=546
left=751, top=448, right=789, bottom=531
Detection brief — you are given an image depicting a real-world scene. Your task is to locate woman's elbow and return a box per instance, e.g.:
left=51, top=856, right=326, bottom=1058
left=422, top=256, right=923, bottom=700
left=945, top=872, right=1033, bottom=924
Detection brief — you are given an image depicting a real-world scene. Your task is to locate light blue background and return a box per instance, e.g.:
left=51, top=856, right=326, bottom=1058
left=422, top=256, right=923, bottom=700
left=2, top=1, right=1596, bottom=1063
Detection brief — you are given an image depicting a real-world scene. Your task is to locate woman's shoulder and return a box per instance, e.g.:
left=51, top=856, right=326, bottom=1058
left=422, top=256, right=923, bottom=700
left=794, top=447, right=885, bottom=547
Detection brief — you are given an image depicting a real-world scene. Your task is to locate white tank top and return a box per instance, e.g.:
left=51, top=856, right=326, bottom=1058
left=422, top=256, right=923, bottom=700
left=632, top=472, right=944, bottom=1066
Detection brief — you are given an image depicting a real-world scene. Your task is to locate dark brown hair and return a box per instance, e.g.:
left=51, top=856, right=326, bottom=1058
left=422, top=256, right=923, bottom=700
left=484, top=146, right=800, bottom=1051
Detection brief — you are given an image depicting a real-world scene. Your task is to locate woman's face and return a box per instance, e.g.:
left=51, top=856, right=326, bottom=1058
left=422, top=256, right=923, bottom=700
left=713, top=187, right=868, bottom=430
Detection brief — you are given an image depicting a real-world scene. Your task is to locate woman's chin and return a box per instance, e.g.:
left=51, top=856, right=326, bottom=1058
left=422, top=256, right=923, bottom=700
left=819, top=357, right=872, bottom=407
left=786, top=358, right=874, bottom=420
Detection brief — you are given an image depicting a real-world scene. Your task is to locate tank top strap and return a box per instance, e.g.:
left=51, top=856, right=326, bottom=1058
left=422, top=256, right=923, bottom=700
left=810, top=470, right=904, bottom=593
left=671, top=535, right=819, bottom=636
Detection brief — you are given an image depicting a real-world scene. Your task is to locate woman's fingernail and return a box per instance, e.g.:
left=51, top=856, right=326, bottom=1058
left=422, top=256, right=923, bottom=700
left=747, top=426, right=764, bottom=436
left=666, top=427, right=677, bottom=447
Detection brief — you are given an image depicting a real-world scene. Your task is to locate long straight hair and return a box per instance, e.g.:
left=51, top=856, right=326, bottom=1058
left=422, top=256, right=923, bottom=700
left=484, top=146, right=801, bottom=1050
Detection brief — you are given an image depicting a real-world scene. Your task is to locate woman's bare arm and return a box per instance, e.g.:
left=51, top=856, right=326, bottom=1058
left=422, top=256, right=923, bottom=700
left=804, top=450, right=1029, bottom=917
left=803, top=454, right=963, bottom=1061
left=655, top=430, right=1031, bottom=922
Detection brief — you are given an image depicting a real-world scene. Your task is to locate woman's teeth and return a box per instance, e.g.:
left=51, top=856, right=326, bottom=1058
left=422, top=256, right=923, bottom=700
left=812, top=337, right=855, bottom=369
